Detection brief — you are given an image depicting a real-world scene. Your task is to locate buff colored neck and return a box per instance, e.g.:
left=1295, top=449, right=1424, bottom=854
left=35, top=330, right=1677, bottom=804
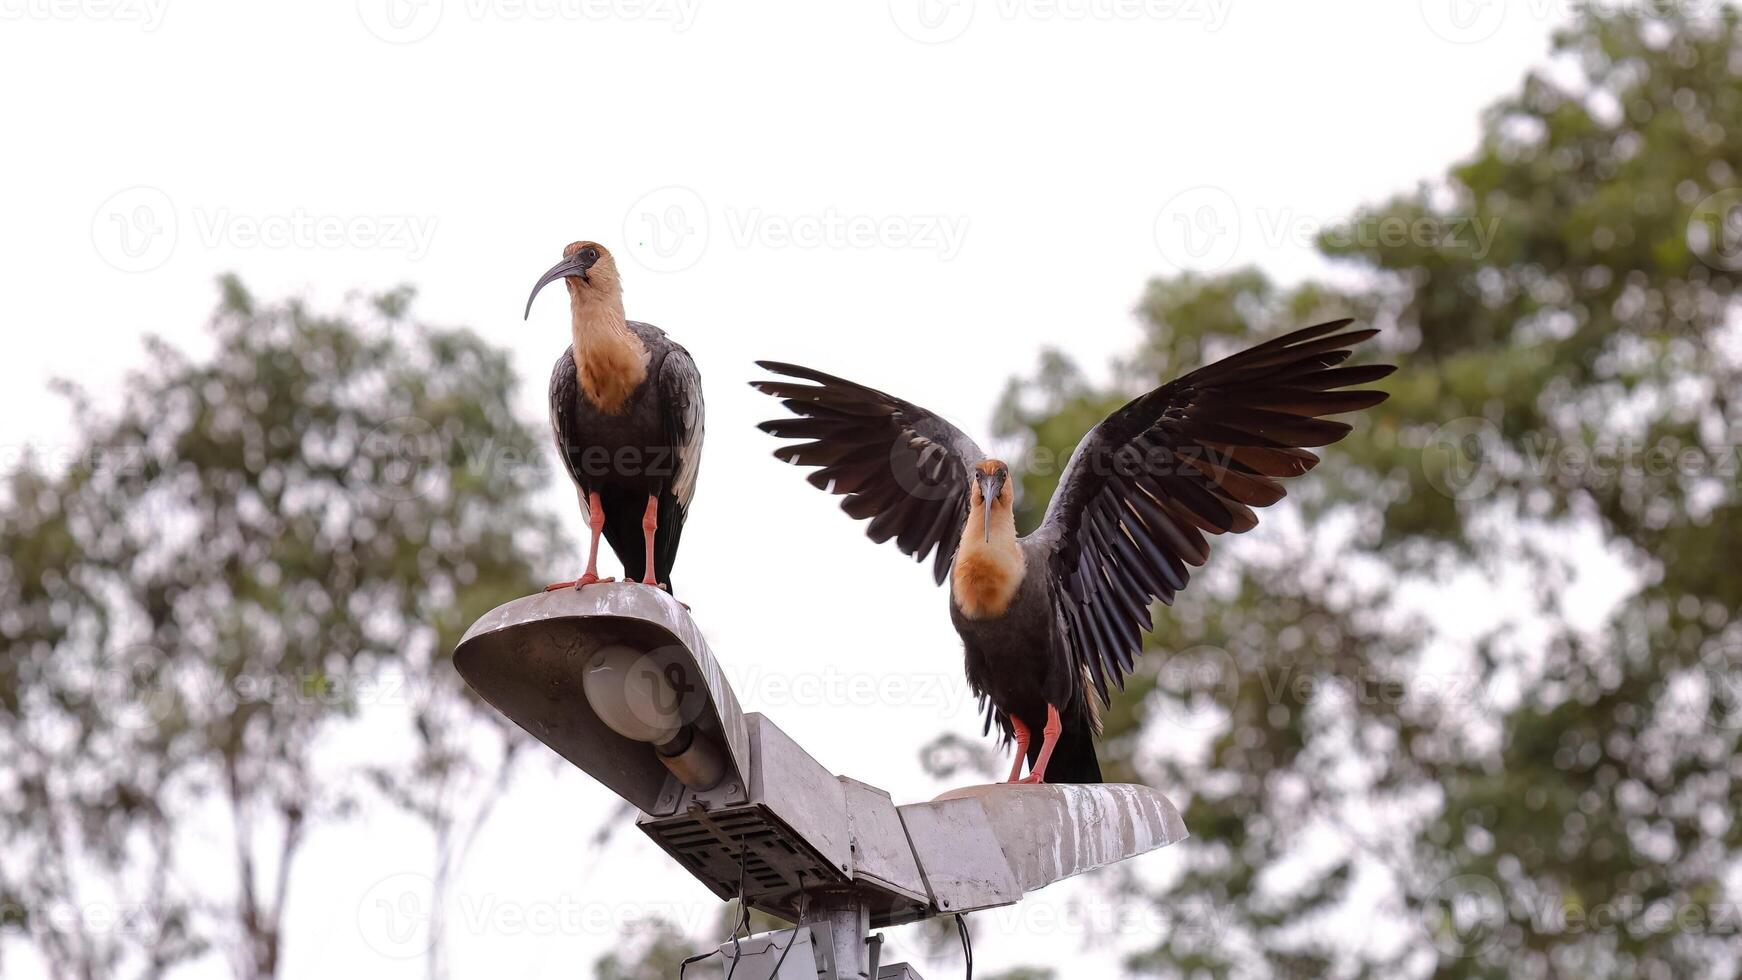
left=568, top=286, right=647, bottom=414
left=951, top=495, right=1025, bottom=618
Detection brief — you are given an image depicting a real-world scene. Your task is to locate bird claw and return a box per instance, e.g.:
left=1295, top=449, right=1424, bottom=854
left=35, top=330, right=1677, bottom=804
left=544, top=574, right=613, bottom=591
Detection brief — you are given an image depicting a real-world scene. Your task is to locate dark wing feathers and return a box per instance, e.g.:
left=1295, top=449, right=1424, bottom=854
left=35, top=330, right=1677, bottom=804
left=752, top=361, right=984, bottom=584
left=548, top=347, right=588, bottom=491
left=657, top=343, right=705, bottom=516
left=1042, top=319, right=1393, bottom=704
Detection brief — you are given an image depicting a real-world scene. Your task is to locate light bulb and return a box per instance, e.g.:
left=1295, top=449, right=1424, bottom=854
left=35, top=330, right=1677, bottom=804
left=581, top=644, right=685, bottom=744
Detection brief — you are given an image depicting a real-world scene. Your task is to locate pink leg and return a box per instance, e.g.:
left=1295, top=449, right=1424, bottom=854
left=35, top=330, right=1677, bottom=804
left=1016, top=705, right=1063, bottom=784
left=1005, top=717, right=1032, bottom=783
left=638, top=495, right=664, bottom=589
left=546, top=491, right=615, bottom=591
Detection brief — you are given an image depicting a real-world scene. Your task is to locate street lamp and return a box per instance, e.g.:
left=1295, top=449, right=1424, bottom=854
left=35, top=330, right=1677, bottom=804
left=455, top=584, right=1186, bottom=979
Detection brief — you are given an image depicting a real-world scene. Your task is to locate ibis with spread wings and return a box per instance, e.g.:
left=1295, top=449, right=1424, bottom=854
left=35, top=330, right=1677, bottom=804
left=753, top=320, right=1391, bottom=783
left=526, top=241, right=703, bottom=595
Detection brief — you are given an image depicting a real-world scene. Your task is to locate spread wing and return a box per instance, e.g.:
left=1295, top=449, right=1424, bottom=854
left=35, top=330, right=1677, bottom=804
left=658, top=343, right=705, bottom=515
left=752, top=361, right=985, bottom=584
left=1037, top=319, right=1394, bottom=703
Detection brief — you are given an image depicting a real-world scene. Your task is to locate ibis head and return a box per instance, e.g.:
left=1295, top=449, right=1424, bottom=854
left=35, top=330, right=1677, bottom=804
left=525, top=241, right=623, bottom=319
left=971, top=459, right=1011, bottom=542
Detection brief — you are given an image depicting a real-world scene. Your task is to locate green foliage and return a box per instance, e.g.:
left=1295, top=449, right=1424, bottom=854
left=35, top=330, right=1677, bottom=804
left=593, top=916, right=698, bottom=980
left=0, top=278, right=562, bottom=978
left=977, top=8, right=1742, bottom=979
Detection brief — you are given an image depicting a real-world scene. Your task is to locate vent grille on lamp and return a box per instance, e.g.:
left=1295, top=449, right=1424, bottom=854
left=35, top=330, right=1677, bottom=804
left=640, top=803, right=848, bottom=918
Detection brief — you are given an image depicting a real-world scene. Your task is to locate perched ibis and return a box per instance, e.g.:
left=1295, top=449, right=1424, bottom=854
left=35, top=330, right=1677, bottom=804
left=526, top=241, right=703, bottom=594
left=753, top=320, right=1392, bottom=783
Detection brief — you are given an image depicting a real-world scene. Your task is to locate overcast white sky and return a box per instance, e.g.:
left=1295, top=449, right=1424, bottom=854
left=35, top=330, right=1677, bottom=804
left=0, top=1, right=1586, bottom=976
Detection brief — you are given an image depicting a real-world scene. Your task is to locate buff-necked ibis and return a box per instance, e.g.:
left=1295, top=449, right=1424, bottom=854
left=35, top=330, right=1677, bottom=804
left=753, top=320, right=1392, bottom=783
left=526, top=241, right=704, bottom=594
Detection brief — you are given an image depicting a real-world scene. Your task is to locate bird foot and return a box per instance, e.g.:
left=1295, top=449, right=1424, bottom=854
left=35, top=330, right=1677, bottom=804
left=544, top=573, right=614, bottom=591
left=1014, top=773, right=1046, bottom=785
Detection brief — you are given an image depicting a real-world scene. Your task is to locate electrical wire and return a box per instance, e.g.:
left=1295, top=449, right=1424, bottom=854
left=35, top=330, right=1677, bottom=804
left=764, top=870, right=805, bottom=978
left=956, top=913, right=973, bottom=980
left=724, top=847, right=751, bottom=980
left=678, top=949, right=719, bottom=979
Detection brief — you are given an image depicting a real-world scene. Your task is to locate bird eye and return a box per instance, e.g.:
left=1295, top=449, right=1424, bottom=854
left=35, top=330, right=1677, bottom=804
left=580, top=247, right=599, bottom=264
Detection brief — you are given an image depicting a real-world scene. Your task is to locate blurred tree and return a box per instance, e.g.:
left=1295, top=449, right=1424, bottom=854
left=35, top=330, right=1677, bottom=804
left=0, top=279, right=561, bottom=979
left=593, top=916, right=696, bottom=980
left=958, top=8, right=1742, bottom=979
left=590, top=900, right=793, bottom=978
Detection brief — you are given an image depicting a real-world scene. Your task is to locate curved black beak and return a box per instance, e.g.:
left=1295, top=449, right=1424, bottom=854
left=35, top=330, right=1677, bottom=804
left=524, top=251, right=598, bottom=320
left=976, top=469, right=1005, bottom=542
